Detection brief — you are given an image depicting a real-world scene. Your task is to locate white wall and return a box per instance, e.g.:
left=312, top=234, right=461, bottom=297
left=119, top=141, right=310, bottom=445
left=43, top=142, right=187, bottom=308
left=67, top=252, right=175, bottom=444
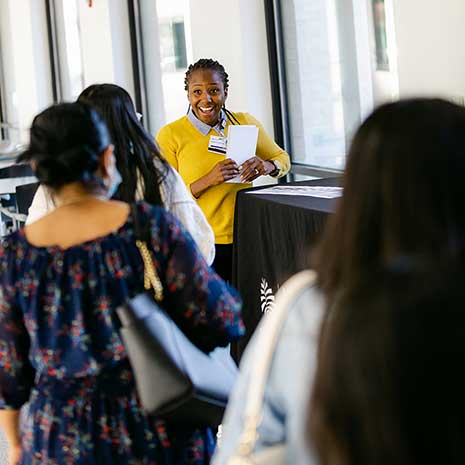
left=188, top=0, right=274, bottom=136
left=376, top=0, right=465, bottom=103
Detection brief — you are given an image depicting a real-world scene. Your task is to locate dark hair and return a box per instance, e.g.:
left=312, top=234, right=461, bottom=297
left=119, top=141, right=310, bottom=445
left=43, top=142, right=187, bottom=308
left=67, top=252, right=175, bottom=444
left=314, top=98, right=465, bottom=299
left=78, top=83, right=168, bottom=206
left=184, top=58, right=229, bottom=92
left=19, top=102, right=110, bottom=190
left=309, top=264, right=465, bottom=465
left=184, top=58, right=240, bottom=125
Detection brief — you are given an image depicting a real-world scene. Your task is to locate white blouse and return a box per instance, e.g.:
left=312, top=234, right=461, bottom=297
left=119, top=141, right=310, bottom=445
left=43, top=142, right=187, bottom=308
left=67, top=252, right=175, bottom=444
left=26, top=165, right=216, bottom=265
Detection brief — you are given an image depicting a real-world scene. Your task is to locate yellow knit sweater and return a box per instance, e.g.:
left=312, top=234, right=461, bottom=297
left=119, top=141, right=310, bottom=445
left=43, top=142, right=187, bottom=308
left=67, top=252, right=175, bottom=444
left=156, top=112, right=290, bottom=244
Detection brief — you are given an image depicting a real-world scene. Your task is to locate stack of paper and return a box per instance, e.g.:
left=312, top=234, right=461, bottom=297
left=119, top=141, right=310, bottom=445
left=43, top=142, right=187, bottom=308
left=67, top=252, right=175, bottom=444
left=249, top=185, right=342, bottom=199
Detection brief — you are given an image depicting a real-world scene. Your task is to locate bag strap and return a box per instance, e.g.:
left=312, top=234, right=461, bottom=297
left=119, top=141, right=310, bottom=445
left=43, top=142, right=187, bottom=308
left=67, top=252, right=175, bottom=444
left=131, top=203, right=164, bottom=302
left=235, top=270, right=317, bottom=456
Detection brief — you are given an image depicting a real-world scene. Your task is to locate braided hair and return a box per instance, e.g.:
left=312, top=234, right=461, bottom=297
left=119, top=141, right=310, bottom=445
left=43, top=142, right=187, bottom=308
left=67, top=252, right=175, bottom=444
left=184, top=58, right=240, bottom=125
left=184, top=58, right=229, bottom=92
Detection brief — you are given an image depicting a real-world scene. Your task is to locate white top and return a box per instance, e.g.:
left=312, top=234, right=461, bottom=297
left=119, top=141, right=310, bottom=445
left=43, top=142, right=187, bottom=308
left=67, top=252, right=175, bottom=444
left=26, top=165, right=216, bottom=265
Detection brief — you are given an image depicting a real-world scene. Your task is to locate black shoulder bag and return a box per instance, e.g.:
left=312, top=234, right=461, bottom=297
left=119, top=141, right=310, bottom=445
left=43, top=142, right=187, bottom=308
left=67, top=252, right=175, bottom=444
left=116, top=205, right=237, bottom=427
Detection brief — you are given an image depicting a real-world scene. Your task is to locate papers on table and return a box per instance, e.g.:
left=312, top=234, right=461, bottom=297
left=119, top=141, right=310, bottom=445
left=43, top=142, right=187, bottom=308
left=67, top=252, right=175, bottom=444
left=226, top=125, right=259, bottom=183
left=248, top=185, right=343, bottom=199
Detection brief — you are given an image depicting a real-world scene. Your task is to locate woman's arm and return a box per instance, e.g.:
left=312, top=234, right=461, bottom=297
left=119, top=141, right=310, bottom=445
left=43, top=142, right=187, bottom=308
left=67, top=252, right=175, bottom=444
left=161, top=166, right=216, bottom=265
left=157, top=124, right=239, bottom=198
left=0, top=410, right=21, bottom=465
left=0, top=243, right=35, bottom=464
left=144, top=204, right=244, bottom=352
left=245, top=113, right=291, bottom=178
left=189, top=159, right=239, bottom=198
left=213, top=285, right=323, bottom=465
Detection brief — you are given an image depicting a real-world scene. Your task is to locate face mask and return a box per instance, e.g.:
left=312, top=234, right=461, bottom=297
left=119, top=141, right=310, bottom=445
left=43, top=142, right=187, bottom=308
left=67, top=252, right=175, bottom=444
left=106, top=166, right=122, bottom=199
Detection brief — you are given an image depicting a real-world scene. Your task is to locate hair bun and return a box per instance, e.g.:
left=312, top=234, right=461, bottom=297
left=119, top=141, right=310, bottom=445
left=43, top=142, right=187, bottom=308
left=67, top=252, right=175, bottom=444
left=21, top=102, right=110, bottom=190
left=34, top=145, right=100, bottom=189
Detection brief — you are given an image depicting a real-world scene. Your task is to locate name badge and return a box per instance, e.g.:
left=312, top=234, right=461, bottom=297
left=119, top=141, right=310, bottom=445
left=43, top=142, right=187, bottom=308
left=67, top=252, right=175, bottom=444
left=208, top=135, right=227, bottom=155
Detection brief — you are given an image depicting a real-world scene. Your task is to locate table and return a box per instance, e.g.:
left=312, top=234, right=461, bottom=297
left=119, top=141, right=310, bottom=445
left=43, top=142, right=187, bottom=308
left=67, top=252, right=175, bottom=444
left=232, top=177, right=341, bottom=359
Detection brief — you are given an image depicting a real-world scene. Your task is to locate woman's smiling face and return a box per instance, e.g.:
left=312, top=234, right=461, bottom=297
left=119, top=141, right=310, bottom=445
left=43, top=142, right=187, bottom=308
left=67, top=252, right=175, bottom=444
left=187, top=69, right=228, bottom=126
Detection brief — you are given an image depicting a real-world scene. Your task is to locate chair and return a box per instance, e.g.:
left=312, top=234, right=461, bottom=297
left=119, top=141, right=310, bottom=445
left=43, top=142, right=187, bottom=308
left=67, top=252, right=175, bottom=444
left=16, top=182, right=39, bottom=216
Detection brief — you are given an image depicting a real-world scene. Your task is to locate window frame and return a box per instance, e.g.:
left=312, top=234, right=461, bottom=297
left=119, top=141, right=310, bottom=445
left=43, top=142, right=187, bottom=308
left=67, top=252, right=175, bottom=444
left=0, top=40, right=6, bottom=140
left=44, top=0, right=150, bottom=131
left=44, top=0, right=62, bottom=103
left=264, top=0, right=344, bottom=178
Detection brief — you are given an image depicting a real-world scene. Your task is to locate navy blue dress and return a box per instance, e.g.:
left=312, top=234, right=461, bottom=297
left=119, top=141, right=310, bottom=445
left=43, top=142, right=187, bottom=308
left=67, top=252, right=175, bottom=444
left=0, top=202, right=244, bottom=465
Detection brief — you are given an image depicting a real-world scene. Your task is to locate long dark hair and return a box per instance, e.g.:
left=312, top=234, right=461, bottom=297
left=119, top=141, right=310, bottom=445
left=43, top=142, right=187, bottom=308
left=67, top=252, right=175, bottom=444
left=314, top=98, right=465, bottom=299
left=309, top=264, right=465, bottom=465
left=78, top=84, right=168, bottom=206
left=19, top=102, right=110, bottom=191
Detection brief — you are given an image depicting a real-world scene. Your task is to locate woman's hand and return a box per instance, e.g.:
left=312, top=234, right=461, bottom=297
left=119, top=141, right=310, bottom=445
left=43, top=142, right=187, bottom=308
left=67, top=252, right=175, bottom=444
left=190, top=159, right=239, bottom=198
left=207, top=159, right=240, bottom=185
left=239, top=157, right=275, bottom=183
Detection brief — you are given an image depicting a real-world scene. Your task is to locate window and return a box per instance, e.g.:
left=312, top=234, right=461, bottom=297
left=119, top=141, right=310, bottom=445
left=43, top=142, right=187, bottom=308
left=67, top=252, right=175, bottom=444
left=159, top=18, right=188, bottom=73
left=155, top=0, right=192, bottom=124
left=52, top=0, right=85, bottom=101
left=372, top=0, right=389, bottom=71
left=0, top=0, right=53, bottom=145
left=271, top=0, right=375, bottom=170
left=47, top=0, right=136, bottom=104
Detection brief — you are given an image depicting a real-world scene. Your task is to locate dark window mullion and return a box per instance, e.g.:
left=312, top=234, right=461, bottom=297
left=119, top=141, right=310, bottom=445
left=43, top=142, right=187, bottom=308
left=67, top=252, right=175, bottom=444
left=127, top=0, right=149, bottom=131
left=264, top=0, right=292, bottom=183
left=44, top=0, right=61, bottom=103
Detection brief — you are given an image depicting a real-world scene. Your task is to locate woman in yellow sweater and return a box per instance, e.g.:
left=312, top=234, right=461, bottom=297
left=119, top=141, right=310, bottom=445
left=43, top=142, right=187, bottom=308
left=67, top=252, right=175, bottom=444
left=157, top=58, right=290, bottom=282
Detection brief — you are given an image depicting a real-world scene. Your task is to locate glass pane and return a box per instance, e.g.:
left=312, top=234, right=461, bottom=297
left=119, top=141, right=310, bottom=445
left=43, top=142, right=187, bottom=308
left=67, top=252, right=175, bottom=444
left=156, top=0, right=192, bottom=123
left=280, top=0, right=369, bottom=170
left=372, top=0, right=389, bottom=71
left=0, top=0, right=53, bottom=147
left=60, top=0, right=85, bottom=100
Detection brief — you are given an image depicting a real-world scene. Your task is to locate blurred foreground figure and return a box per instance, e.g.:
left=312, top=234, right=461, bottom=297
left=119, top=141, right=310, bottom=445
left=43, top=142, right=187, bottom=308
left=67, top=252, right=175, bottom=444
left=214, top=98, right=465, bottom=465
left=311, top=265, right=465, bottom=465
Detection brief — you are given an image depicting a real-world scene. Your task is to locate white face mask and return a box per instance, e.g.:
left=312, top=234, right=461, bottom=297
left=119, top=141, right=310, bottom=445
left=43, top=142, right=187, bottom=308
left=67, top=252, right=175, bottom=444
left=106, top=166, right=122, bottom=199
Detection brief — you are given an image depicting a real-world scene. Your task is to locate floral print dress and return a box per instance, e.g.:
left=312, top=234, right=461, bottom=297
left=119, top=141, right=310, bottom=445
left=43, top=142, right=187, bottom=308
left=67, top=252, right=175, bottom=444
left=0, top=202, right=244, bottom=465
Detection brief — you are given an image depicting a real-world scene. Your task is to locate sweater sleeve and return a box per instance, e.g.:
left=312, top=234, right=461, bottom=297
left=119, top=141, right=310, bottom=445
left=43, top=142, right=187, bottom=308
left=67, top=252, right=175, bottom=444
left=244, top=113, right=291, bottom=178
left=160, top=166, right=216, bottom=265
left=0, top=242, right=35, bottom=410
left=212, top=285, right=322, bottom=465
left=156, top=125, right=178, bottom=171
left=141, top=203, right=244, bottom=352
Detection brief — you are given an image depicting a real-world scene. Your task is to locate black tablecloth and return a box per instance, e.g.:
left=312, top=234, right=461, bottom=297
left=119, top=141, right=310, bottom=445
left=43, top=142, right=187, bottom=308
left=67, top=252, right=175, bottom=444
left=232, top=177, right=341, bottom=360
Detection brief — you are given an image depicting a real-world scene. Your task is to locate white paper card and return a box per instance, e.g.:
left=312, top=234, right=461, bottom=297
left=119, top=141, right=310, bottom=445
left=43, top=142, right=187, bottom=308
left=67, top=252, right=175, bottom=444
left=226, top=125, right=259, bottom=165
left=225, top=125, right=259, bottom=183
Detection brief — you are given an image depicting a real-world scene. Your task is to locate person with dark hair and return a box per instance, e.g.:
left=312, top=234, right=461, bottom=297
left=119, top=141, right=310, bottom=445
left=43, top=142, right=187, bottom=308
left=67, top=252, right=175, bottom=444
left=27, top=83, right=215, bottom=265
left=213, top=98, right=465, bottom=465
left=157, top=58, right=290, bottom=282
left=310, top=265, right=465, bottom=465
left=0, top=102, right=244, bottom=465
